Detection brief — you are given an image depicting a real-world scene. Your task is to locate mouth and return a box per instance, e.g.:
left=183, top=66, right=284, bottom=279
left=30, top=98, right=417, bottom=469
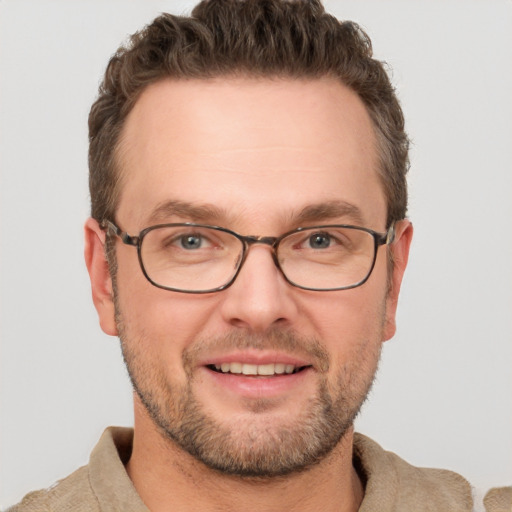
left=206, top=362, right=311, bottom=376
left=199, top=354, right=315, bottom=399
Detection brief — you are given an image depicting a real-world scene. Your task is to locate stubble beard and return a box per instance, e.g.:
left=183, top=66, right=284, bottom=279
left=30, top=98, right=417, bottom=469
left=117, top=308, right=382, bottom=478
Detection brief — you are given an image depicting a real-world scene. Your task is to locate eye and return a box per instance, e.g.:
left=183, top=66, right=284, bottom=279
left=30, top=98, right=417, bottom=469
left=308, top=232, right=332, bottom=249
left=288, top=229, right=353, bottom=253
left=179, top=234, right=204, bottom=250
left=159, top=230, right=215, bottom=251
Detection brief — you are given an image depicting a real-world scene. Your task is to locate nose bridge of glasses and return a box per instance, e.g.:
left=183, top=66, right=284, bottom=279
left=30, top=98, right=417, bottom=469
left=243, top=235, right=279, bottom=247
left=237, top=235, right=282, bottom=275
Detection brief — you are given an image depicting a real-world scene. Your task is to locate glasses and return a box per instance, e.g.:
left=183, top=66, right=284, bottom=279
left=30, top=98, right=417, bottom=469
left=103, top=220, right=395, bottom=294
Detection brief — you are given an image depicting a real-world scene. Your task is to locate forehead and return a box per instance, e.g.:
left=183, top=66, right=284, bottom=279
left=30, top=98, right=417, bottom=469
left=116, top=77, right=385, bottom=230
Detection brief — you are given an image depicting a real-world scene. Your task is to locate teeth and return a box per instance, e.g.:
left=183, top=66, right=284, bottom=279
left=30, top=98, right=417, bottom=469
left=242, top=364, right=258, bottom=375
left=257, top=364, right=275, bottom=376
left=215, top=362, right=301, bottom=376
left=229, top=362, right=242, bottom=374
left=274, top=363, right=285, bottom=374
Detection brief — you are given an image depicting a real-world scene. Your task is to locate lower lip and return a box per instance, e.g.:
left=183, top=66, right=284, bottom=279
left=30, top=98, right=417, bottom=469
left=199, top=367, right=313, bottom=398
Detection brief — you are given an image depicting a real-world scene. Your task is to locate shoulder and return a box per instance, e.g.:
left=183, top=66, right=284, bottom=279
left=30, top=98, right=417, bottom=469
left=483, top=486, right=512, bottom=512
left=354, top=433, right=473, bottom=512
left=5, top=466, right=99, bottom=512
left=6, top=427, right=141, bottom=512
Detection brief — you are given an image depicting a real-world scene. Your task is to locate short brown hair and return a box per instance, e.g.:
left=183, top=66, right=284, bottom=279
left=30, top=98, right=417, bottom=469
left=89, top=0, right=409, bottom=226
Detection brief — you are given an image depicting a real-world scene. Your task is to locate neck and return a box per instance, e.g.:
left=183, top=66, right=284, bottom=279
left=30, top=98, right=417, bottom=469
left=126, top=398, right=364, bottom=512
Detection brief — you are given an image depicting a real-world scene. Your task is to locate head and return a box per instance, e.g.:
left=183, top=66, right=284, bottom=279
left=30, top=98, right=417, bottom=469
left=85, top=0, right=412, bottom=479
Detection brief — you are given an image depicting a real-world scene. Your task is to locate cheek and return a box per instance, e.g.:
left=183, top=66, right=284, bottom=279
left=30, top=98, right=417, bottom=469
left=302, top=282, right=388, bottom=365
left=115, top=264, right=223, bottom=357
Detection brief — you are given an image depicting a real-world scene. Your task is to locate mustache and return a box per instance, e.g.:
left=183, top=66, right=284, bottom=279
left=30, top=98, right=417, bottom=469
left=183, top=328, right=330, bottom=373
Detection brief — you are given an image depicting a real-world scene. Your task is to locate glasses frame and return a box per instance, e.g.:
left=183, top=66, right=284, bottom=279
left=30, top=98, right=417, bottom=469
left=102, top=220, right=395, bottom=294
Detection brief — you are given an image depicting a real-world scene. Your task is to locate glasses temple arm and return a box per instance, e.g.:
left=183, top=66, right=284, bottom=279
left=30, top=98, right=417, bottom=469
left=102, top=220, right=139, bottom=246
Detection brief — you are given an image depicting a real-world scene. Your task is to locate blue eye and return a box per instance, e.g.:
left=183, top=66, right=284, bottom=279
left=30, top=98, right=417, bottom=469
left=180, top=234, right=203, bottom=250
left=308, top=233, right=331, bottom=249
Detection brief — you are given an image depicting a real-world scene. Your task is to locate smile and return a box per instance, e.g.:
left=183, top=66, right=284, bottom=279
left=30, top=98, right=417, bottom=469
left=207, top=362, right=310, bottom=376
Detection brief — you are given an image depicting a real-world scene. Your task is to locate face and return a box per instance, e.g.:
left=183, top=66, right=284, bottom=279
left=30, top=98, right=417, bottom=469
left=86, top=77, right=412, bottom=477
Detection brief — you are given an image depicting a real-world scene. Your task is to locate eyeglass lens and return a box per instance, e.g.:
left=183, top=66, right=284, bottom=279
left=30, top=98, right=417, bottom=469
left=139, top=225, right=377, bottom=292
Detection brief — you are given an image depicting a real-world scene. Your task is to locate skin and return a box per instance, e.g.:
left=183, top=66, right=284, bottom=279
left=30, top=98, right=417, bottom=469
left=85, top=77, right=412, bottom=512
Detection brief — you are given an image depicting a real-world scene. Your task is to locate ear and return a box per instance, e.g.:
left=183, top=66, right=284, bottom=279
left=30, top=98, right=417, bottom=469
left=383, top=220, right=413, bottom=341
left=84, top=218, right=118, bottom=336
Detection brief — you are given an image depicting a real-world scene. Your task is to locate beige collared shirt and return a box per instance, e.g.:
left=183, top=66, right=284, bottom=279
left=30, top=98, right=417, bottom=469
left=9, top=427, right=479, bottom=511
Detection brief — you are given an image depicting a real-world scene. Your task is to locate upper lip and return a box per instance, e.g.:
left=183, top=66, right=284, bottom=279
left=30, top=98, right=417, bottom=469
left=199, top=350, right=312, bottom=368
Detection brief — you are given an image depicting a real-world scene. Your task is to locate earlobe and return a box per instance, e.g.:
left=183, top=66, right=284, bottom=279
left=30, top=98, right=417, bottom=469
left=84, top=218, right=118, bottom=336
left=383, top=220, right=413, bottom=341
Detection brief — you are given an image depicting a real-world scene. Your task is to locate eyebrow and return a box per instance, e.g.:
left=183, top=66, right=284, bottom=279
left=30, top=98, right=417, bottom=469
left=295, top=200, right=365, bottom=226
left=146, top=199, right=365, bottom=228
left=147, top=200, right=231, bottom=225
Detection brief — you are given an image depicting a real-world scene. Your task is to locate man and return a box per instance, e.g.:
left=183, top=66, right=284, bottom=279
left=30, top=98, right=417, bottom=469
left=9, top=0, right=479, bottom=510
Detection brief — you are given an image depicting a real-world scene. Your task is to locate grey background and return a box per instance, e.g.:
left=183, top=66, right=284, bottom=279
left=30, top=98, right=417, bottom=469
left=1, top=0, right=511, bottom=507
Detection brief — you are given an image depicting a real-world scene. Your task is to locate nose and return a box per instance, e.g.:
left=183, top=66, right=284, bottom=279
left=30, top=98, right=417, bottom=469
left=219, top=244, right=299, bottom=332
